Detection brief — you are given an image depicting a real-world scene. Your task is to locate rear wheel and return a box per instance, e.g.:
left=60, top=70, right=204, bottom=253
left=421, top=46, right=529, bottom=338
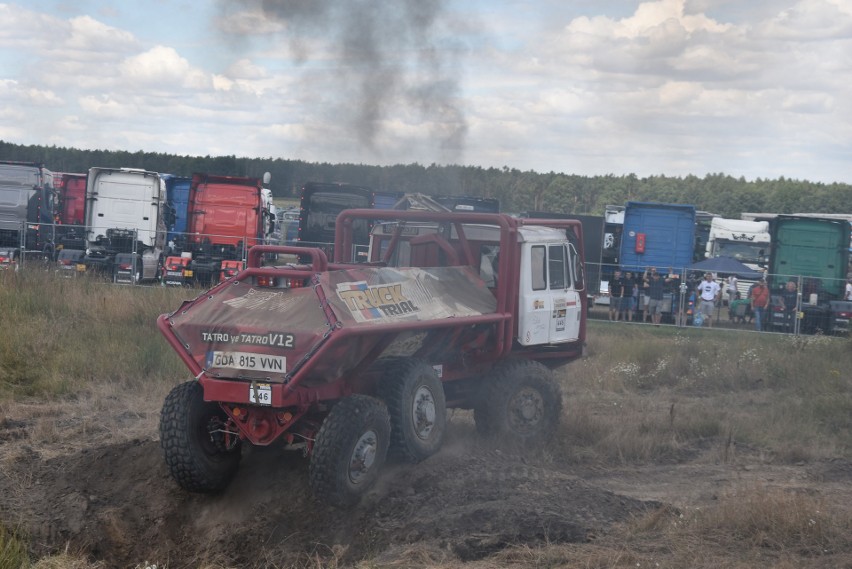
left=378, top=358, right=446, bottom=462
left=309, top=395, right=390, bottom=508
left=159, top=381, right=241, bottom=493
left=474, top=359, right=562, bottom=446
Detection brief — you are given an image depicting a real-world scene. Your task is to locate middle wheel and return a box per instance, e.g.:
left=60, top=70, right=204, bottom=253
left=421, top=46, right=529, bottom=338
left=378, top=358, right=447, bottom=462
left=309, top=395, right=391, bottom=508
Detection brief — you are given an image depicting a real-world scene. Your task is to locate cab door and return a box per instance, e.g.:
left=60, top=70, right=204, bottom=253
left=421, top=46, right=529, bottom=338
left=518, top=242, right=582, bottom=345
left=547, top=243, right=582, bottom=343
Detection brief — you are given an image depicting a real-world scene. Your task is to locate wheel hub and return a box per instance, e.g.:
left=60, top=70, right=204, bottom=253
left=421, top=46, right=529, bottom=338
left=508, top=387, right=544, bottom=434
left=348, top=430, right=378, bottom=484
left=207, top=416, right=239, bottom=452
left=411, top=385, right=437, bottom=440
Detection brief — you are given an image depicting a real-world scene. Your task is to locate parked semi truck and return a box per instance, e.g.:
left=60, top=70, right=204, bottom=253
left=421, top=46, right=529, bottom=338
left=433, top=195, right=500, bottom=213
left=766, top=215, right=851, bottom=334
left=705, top=217, right=770, bottom=266
left=705, top=217, right=770, bottom=297
left=162, top=172, right=274, bottom=286
left=163, top=174, right=191, bottom=249
left=80, top=167, right=167, bottom=283
left=0, top=160, right=57, bottom=265
left=54, top=172, right=87, bottom=251
left=297, top=182, right=402, bottom=250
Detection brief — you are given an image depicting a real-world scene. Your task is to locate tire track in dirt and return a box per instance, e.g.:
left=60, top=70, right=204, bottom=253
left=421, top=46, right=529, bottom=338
left=0, top=432, right=658, bottom=568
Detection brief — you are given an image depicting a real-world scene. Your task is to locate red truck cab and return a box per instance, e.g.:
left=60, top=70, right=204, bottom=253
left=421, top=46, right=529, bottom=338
left=182, top=173, right=273, bottom=285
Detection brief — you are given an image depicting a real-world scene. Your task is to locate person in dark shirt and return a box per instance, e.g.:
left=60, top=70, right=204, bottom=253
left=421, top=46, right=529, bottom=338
left=643, top=267, right=667, bottom=326
left=782, top=280, right=799, bottom=333
left=624, top=271, right=638, bottom=322
left=608, top=270, right=625, bottom=321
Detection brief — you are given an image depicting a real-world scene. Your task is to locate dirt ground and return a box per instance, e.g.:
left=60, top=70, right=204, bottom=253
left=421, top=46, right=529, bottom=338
left=1, top=392, right=850, bottom=569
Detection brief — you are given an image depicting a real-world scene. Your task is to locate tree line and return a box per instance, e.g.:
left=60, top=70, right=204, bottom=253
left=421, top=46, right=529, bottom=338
left=3, top=139, right=850, bottom=219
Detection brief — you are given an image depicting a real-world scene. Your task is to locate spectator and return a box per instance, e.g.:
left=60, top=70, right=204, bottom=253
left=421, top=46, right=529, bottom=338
left=782, top=280, right=799, bottom=333
left=643, top=267, right=667, bottom=326
left=608, top=270, right=625, bottom=322
left=749, top=279, right=770, bottom=331
left=729, top=291, right=749, bottom=323
left=665, top=267, right=684, bottom=326
left=724, top=275, right=737, bottom=308
left=641, top=273, right=652, bottom=323
left=624, top=271, right=638, bottom=322
left=846, top=277, right=852, bottom=300
left=696, top=272, right=721, bottom=328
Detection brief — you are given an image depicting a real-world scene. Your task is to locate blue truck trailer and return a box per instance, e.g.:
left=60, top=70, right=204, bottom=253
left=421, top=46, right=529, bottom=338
left=619, top=201, right=697, bottom=273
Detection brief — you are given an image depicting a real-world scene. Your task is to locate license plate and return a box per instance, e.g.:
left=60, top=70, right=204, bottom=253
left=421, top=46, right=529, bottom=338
left=76, top=263, right=86, bottom=272
left=248, top=383, right=272, bottom=405
left=208, top=351, right=286, bottom=373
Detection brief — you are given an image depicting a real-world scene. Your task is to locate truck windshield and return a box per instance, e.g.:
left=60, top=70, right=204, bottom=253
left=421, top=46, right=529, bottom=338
left=300, top=189, right=371, bottom=245
left=715, top=241, right=764, bottom=264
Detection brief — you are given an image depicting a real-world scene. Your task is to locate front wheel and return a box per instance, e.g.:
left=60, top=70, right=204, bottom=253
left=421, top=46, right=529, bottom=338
left=159, top=381, right=242, bottom=493
left=474, top=359, right=563, bottom=446
left=309, top=395, right=390, bottom=508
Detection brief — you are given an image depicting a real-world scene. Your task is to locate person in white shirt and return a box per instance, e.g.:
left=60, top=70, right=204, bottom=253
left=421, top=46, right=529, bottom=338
left=696, top=272, right=721, bottom=328
left=726, top=275, right=738, bottom=309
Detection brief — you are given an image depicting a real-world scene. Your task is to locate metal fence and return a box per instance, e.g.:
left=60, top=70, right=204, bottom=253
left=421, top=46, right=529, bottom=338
left=586, top=262, right=851, bottom=336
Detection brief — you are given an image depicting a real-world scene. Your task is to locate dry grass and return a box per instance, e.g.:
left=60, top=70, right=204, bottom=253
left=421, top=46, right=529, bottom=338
left=555, top=321, right=852, bottom=465
left=0, top=270, right=189, bottom=400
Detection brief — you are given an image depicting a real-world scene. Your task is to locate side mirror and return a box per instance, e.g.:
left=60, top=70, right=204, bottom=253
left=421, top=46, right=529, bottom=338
left=262, top=172, right=272, bottom=185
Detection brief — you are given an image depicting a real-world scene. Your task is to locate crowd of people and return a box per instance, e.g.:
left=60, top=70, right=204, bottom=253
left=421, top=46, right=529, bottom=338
left=603, top=268, right=852, bottom=332
left=606, top=267, right=686, bottom=327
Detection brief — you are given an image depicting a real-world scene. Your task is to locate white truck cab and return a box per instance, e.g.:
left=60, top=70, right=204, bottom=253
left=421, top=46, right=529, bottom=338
left=517, top=226, right=583, bottom=345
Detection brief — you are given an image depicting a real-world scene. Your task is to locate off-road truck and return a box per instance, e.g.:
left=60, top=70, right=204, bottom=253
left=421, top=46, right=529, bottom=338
left=159, top=209, right=587, bottom=507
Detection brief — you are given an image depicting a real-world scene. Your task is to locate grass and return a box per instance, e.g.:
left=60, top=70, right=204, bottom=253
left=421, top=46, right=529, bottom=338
left=1, top=270, right=851, bottom=568
left=0, top=523, right=28, bottom=569
left=554, top=321, right=852, bottom=465
left=0, top=270, right=188, bottom=400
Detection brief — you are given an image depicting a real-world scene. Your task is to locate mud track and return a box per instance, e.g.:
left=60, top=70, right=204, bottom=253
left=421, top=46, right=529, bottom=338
left=1, top=410, right=849, bottom=568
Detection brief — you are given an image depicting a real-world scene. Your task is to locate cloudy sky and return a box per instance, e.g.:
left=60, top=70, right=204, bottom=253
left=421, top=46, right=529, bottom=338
left=1, top=0, right=851, bottom=183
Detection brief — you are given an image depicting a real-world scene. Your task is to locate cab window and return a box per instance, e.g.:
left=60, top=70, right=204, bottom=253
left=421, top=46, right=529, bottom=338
left=479, top=245, right=499, bottom=287
left=531, top=245, right=546, bottom=290
left=548, top=244, right=568, bottom=289
left=569, top=243, right=585, bottom=291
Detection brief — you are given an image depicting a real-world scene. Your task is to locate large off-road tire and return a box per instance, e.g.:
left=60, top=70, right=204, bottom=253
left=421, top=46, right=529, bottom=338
left=309, top=395, right=390, bottom=508
left=474, top=359, right=563, bottom=446
left=159, top=381, right=241, bottom=493
left=378, top=358, right=447, bottom=462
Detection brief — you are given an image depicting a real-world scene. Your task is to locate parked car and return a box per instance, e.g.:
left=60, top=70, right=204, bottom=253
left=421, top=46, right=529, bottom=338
left=55, top=248, right=85, bottom=277
left=829, top=300, right=852, bottom=335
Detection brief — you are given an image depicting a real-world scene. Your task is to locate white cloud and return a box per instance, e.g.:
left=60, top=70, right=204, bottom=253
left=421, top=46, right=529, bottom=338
left=120, top=46, right=210, bottom=89
left=760, top=0, right=852, bottom=40
left=78, top=95, right=128, bottom=119
left=25, top=88, right=62, bottom=106
left=66, top=15, right=137, bottom=52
